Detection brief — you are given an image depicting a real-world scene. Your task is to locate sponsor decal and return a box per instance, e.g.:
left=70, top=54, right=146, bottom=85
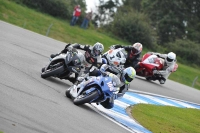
left=107, top=81, right=115, bottom=91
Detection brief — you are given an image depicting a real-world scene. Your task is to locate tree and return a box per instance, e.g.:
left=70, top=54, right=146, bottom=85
left=143, top=0, right=200, bottom=44
left=94, top=0, right=121, bottom=26
left=106, top=9, right=156, bottom=49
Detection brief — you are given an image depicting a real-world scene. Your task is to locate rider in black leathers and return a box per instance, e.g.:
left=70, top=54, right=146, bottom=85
left=50, top=42, right=104, bottom=83
left=110, top=42, right=143, bottom=69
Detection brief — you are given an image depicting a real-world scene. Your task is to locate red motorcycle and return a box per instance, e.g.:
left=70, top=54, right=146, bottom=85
left=135, top=53, right=178, bottom=81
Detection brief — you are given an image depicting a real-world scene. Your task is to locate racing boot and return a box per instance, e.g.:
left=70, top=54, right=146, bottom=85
left=100, top=98, right=114, bottom=109
left=68, top=77, right=77, bottom=84
left=159, top=78, right=166, bottom=84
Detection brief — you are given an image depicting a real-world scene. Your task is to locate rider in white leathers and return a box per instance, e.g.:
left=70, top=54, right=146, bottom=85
left=149, top=52, right=177, bottom=84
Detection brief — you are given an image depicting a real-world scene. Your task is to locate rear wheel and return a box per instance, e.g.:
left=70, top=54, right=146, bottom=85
left=73, top=89, right=99, bottom=105
left=41, top=63, right=65, bottom=79
left=146, top=77, right=152, bottom=81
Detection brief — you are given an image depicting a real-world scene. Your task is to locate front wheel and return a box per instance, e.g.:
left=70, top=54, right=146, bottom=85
left=73, top=89, right=99, bottom=105
left=41, top=63, right=65, bottom=79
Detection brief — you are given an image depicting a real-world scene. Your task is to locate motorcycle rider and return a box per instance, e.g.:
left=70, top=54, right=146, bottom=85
left=79, top=46, right=127, bottom=78
left=148, top=52, right=177, bottom=84
left=82, top=64, right=136, bottom=109
left=110, top=42, right=143, bottom=69
left=50, top=42, right=104, bottom=83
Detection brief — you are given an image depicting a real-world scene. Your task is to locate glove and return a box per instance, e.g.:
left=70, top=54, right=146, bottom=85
left=101, top=72, right=107, bottom=77
left=156, top=53, right=161, bottom=57
left=99, top=67, right=106, bottom=76
left=153, top=70, right=160, bottom=75
left=100, top=67, right=105, bottom=73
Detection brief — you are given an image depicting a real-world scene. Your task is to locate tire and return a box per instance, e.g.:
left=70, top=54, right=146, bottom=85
left=41, top=65, right=65, bottom=79
left=146, top=77, right=152, bottom=81
left=73, top=89, right=99, bottom=105
left=65, top=88, right=71, bottom=98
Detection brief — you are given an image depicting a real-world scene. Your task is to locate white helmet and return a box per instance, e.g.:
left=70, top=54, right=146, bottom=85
left=105, top=48, right=127, bottom=66
left=166, top=52, right=176, bottom=65
left=121, top=67, right=136, bottom=84
left=132, top=42, right=143, bottom=55
left=92, top=42, right=104, bottom=57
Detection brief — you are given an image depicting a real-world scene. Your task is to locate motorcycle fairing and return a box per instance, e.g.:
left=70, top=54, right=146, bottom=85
left=141, top=54, right=164, bottom=70
left=72, top=75, right=117, bottom=103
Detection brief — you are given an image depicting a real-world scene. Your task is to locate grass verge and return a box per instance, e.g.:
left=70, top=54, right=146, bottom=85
left=131, top=104, right=200, bottom=133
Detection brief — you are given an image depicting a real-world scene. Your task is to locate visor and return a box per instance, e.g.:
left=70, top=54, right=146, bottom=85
left=124, top=73, right=133, bottom=82
left=131, top=48, right=139, bottom=55
left=94, top=49, right=100, bottom=56
left=166, top=57, right=173, bottom=62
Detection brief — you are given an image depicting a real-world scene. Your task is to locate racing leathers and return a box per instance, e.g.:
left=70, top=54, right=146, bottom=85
left=149, top=52, right=177, bottom=84
left=111, top=45, right=141, bottom=68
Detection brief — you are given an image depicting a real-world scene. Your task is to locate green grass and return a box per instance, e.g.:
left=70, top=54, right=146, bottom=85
left=0, top=0, right=125, bottom=51
left=131, top=104, right=200, bottom=133
left=0, top=0, right=200, bottom=90
left=169, top=64, right=200, bottom=89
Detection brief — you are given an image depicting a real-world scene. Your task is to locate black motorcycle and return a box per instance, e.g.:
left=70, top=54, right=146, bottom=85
left=41, top=48, right=83, bottom=80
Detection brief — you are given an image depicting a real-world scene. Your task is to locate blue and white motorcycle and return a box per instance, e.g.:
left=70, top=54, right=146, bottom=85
left=65, top=72, right=119, bottom=108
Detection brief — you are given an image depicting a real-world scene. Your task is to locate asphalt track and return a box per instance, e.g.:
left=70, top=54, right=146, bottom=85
left=0, top=20, right=200, bottom=133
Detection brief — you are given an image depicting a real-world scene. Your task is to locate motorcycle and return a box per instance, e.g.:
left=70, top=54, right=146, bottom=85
left=41, top=48, right=83, bottom=79
left=65, top=72, right=119, bottom=108
left=102, top=47, right=127, bottom=73
left=135, top=53, right=178, bottom=81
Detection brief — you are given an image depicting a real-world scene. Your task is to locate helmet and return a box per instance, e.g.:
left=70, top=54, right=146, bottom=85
left=131, top=42, right=143, bottom=55
left=105, top=48, right=127, bottom=66
left=166, top=52, right=176, bottom=65
left=121, top=67, right=136, bottom=84
left=92, top=42, right=104, bottom=57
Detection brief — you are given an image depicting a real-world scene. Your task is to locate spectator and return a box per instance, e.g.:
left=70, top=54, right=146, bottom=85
left=70, top=5, right=81, bottom=26
left=81, top=10, right=93, bottom=29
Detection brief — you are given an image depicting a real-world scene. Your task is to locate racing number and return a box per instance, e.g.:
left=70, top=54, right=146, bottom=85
left=107, top=81, right=115, bottom=91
